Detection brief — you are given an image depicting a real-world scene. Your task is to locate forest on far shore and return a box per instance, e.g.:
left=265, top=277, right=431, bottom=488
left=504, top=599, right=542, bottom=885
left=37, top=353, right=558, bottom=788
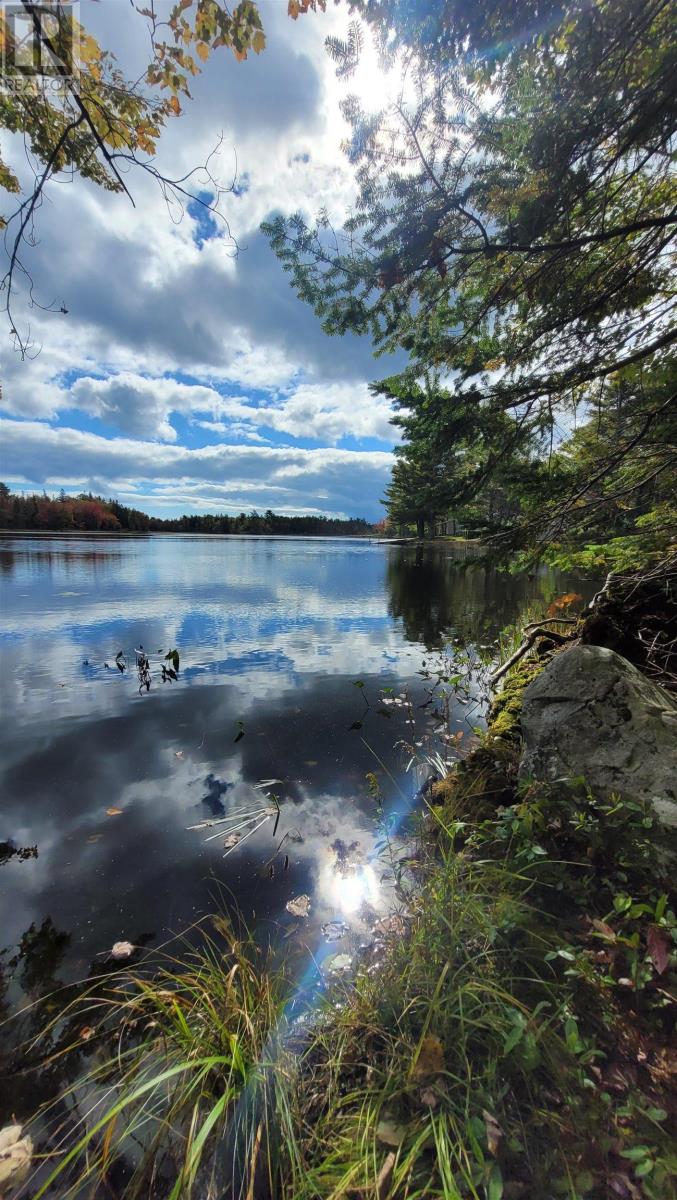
left=0, top=484, right=376, bottom=537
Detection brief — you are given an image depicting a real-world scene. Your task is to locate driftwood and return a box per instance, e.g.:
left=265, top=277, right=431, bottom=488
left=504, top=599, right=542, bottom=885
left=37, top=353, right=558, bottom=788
left=490, top=620, right=575, bottom=687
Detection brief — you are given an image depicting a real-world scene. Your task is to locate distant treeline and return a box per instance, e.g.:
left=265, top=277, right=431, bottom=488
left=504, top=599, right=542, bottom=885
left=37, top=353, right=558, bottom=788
left=0, top=484, right=375, bottom=537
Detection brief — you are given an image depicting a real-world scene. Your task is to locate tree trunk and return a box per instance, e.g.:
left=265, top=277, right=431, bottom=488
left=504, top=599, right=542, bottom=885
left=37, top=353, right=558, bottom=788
left=416, top=514, right=425, bottom=539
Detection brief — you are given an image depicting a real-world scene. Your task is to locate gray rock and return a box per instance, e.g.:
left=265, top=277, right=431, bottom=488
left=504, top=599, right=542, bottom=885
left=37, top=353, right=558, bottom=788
left=518, top=645, right=677, bottom=827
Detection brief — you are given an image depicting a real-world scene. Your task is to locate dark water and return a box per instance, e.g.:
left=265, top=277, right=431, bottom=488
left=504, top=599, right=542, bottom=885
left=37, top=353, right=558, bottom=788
left=0, top=534, right=591, bottom=1117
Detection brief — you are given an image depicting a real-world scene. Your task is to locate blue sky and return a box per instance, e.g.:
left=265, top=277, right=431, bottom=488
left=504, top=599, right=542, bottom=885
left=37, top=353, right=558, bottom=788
left=0, top=2, right=404, bottom=521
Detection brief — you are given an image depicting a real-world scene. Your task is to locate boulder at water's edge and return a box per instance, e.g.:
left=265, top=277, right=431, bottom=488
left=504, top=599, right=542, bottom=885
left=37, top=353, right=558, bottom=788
left=518, top=645, right=677, bottom=828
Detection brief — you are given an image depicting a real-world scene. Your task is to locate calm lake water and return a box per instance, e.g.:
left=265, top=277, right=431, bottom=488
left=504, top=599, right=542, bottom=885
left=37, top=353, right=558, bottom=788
left=0, top=534, right=592, bottom=1121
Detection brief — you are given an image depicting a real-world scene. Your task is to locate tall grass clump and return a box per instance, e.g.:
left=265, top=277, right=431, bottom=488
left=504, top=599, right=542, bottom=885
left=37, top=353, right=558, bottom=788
left=21, top=917, right=300, bottom=1200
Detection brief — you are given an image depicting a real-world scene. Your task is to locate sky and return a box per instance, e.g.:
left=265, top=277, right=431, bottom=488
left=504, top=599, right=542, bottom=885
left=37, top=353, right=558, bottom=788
left=0, top=1, right=405, bottom=522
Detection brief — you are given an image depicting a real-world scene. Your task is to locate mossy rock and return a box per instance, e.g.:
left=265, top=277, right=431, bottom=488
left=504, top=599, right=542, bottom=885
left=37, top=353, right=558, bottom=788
left=488, top=654, right=545, bottom=741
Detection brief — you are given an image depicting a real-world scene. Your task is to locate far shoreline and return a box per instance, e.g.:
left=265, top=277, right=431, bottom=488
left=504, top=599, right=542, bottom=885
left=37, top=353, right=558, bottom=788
left=0, top=529, right=480, bottom=545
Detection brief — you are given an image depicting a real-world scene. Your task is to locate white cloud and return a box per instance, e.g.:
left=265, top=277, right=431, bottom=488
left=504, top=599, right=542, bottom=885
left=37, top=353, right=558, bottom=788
left=0, top=1, right=404, bottom=516
left=0, top=419, right=393, bottom=519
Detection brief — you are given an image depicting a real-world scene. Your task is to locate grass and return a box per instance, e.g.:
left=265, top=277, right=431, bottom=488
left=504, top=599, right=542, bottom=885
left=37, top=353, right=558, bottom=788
left=22, top=917, right=300, bottom=1199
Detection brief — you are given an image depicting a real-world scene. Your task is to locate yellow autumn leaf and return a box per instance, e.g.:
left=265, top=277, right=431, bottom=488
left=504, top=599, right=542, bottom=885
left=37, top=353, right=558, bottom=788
left=195, top=39, right=209, bottom=62
left=252, top=30, right=265, bottom=54
left=79, top=32, right=102, bottom=65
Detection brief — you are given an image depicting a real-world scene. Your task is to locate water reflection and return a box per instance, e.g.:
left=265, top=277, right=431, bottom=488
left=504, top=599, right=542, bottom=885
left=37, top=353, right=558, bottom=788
left=0, top=534, right=594, bottom=1123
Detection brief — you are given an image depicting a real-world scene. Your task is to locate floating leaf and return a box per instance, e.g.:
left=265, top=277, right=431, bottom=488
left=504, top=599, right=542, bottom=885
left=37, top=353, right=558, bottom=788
left=223, top=833, right=240, bottom=849
left=79, top=1025, right=95, bottom=1041
left=0, top=1124, right=33, bottom=1188
left=326, top=953, right=352, bottom=973
left=110, top=940, right=135, bottom=959
left=322, top=920, right=350, bottom=941
left=286, top=894, right=311, bottom=918
left=106, top=807, right=123, bottom=817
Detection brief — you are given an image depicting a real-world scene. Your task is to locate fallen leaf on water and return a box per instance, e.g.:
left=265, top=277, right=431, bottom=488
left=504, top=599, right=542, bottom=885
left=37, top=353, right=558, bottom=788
left=87, top=834, right=102, bottom=843
left=223, top=833, right=241, bottom=849
left=110, top=940, right=135, bottom=960
left=286, top=894, right=311, bottom=918
left=483, top=1109, right=503, bottom=1156
left=174, top=750, right=184, bottom=760
left=322, top=920, right=350, bottom=941
left=79, top=1026, right=95, bottom=1041
left=0, top=1123, right=33, bottom=1188
left=326, top=953, right=352, bottom=974
left=106, top=807, right=123, bottom=817
left=412, top=1034, right=445, bottom=1081
left=376, top=1119, right=406, bottom=1148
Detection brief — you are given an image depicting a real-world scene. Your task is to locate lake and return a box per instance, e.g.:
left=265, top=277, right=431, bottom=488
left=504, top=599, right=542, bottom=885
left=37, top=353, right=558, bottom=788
left=0, top=534, right=591, bottom=1119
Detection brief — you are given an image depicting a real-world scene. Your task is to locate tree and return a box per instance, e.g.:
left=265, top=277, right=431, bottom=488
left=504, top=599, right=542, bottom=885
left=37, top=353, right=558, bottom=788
left=1, top=0, right=327, bottom=353
left=515, top=359, right=677, bottom=569
left=264, top=0, right=677, bottom=555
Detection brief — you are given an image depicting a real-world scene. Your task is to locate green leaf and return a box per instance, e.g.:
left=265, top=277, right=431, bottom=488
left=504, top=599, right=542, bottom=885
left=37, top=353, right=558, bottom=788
left=488, top=1163, right=503, bottom=1200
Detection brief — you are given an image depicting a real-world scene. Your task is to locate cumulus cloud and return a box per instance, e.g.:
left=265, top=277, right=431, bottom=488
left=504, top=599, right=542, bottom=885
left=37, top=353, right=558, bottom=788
left=0, top=1, right=403, bottom=517
left=0, top=419, right=392, bottom=519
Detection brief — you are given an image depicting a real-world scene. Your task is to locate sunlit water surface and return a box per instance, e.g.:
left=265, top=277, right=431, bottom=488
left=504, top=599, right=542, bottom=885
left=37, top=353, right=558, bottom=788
left=0, top=534, right=593, bottom=1122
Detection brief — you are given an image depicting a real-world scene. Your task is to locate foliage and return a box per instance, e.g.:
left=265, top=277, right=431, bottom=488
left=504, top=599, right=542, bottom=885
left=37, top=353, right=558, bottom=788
left=264, top=0, right=677, bottom=561
left=0, top=484, right=375, bottom=535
